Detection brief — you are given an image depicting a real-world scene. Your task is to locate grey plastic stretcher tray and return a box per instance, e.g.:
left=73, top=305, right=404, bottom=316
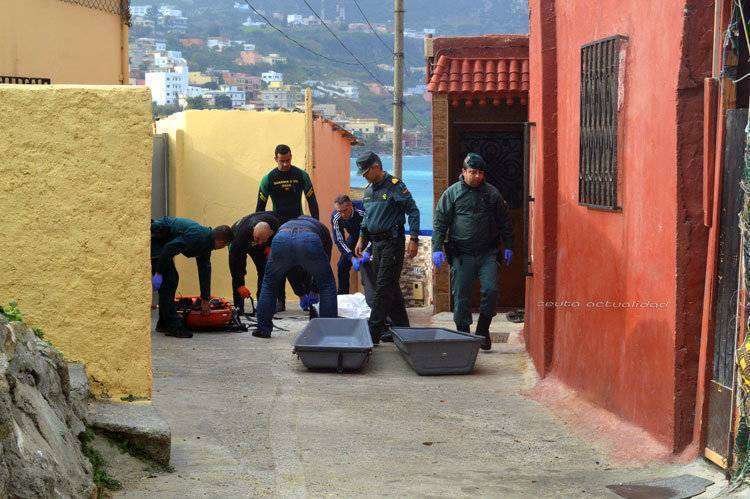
left=293, top=318, right=373, bottom=372
left=392, top=327, right=482, bottom=375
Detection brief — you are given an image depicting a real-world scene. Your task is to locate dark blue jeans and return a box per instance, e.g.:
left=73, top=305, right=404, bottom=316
left=256, top=229, right=337, bottom=333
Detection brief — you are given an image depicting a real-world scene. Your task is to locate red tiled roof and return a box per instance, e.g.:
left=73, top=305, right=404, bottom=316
left=427, top=54, right=529, bottom=95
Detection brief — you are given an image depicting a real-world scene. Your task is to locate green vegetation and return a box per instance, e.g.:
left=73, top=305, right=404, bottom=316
left=0, top=301, right=23, bottom=322
left=79, top=430, right=123, bottom=494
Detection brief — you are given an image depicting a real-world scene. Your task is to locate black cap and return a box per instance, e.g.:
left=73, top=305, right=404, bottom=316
left=356, top=151, right=381, bottom=175
left=463, top=152, right=487, bottom=171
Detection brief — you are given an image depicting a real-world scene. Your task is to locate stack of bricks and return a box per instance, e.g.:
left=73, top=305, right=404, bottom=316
left=400, top=237, right=434, bottom=307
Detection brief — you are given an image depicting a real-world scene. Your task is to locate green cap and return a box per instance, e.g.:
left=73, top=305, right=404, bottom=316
left=463, top=152, right=487, bottom=171
left=356, top=151, right=381, bottom=175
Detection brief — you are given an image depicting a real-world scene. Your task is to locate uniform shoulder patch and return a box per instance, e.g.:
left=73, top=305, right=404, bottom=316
left=391, top=177, right=400, bottom=184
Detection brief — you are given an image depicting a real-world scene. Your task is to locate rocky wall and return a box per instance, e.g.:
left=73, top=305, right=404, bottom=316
left=400, top=237, right=434, bottom=308
left=0, top=314, right=94, bottom=497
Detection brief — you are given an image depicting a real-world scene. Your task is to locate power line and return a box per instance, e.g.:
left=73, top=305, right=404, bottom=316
left=301, top=0, right=426, bottom=127
left=351, top=0, right=392, bottom=54
left=350, top=0, right=423, bottom=68
left=242, top=0, right=362, bottom=66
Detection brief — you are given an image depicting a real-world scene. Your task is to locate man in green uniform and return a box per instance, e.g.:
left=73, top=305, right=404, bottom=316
left=256, top=144, right=319, bottom=222
left=431, top=153, right=514, bottom=350
left=256, top=144, right=319, bottom=310
left=151, top=217, right=234, bottom=338
left=354, top=151, right=420, bottom=344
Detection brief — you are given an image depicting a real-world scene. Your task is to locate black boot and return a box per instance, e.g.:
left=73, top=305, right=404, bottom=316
left=165, top=327, right=193, bottom=338
left=456, top=324, right=470, bottom=334
left=475, top=314, right=492, bottom=351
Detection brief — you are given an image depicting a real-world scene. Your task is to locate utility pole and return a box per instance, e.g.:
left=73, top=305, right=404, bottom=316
left=393, top=0, right=404, bottom=178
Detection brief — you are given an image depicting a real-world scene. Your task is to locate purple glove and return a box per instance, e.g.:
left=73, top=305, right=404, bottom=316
left=361, top=251, right=372, bottom=264
left=299, top=294, right=311, bottom=311
left=351, top=256, right=361, bottom=271
left=151, top=273, right=163, bottom=291
left=432, top=251, right=446, bottom=269
left=503, top=249, right=513, bottom=266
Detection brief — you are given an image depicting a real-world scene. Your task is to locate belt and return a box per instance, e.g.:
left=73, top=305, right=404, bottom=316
left=279, top=227, right=315, bottom=234
left=368, top=229, right=404, bottom=242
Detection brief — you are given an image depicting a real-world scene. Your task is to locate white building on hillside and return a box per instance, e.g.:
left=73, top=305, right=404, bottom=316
left=130, top=5, right=151, bottom=17
left=261, top=71, right=283, bottom=84
left=145, top=65, right=189, bottom=106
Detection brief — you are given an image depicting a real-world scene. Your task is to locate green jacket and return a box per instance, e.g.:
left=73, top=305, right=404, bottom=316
left=432, top=177, right=513, bottom=254
left=151, top=217, right=214, bottom=298
left=361, top=173, right=420, bottom=240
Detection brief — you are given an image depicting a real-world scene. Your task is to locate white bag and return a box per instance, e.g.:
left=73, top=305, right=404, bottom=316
left=313, top=293, right=371, bottom=319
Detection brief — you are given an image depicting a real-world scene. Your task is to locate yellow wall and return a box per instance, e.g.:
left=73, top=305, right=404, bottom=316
left=156, top=110, right=308, bottom=299
left=0, top=0, right=127, bottom=84
left=0, top=85, right=153, bottom=399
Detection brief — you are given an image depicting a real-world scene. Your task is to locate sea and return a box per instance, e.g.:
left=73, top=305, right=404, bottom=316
left=349, top=155, right=433, bottom=231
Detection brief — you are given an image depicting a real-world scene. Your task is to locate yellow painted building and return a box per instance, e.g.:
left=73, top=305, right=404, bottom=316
left=0, top=85, right=153, bottom=399
left=1, top=0, right=129, bottom=84
left=156, top=110, right=308, bottom=299
left=156, top=106, right=356, bottom=301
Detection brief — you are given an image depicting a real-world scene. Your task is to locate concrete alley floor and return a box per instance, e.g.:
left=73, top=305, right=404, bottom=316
left=115, top=308, right=730, bottom=497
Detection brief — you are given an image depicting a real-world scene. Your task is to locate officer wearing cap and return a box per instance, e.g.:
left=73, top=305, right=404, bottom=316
left=431, top=152, right=514, bottom=350
left=354, top=151, right=420, bottom=343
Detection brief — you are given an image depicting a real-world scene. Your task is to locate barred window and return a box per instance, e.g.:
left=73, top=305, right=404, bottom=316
left=0, top=76, right=51, bottom=84
left=57, top=0, right=131, bottom=24
left=579, top=35, right=626, bottom=210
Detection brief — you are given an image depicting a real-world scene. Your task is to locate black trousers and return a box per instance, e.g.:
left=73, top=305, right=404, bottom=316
left=152, top=258, right=181, bottom=328
left=368, top=237, right=410, bottom=335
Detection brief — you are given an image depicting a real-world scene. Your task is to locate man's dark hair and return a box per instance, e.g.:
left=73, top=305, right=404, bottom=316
left=213, top=225, right=234, bottom=243
left=334, top=194, right=352, bottom=205
left=274, top=144, right=291, bottom=157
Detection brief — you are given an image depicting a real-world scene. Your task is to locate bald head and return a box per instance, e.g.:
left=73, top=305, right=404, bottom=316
left=253, top=222, right=274, bottom=246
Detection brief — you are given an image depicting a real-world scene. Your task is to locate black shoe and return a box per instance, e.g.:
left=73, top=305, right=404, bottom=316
left=155, top=320, right=170, bottom=333
left=276, top=299, right=286, bottom=313
left=475, top=314, right=492, bottom=350
left=380, top=331, right=394, bottom=343
left=252, top=329, right=272, bottom=338
left=164, top=328, right=193, bottom=338
left=370, top=330, right=381, bottom=345
left=456, top=325, right=470, bottom=334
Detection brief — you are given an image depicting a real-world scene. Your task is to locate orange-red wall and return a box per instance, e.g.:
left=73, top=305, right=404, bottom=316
left=312, top=118, right=352, bottom=268
left=526, top=0, right=711, bottom=451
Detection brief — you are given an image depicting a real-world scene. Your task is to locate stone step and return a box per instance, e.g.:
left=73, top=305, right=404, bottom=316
left=88, top=401, right=171, bottom=466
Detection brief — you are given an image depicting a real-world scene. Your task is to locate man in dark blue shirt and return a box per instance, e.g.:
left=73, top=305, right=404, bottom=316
left=151, top=217, right=234, bottom=338
left=330, top=195, right=365, bottom=294
left=253, top=216, right=336, bottom=338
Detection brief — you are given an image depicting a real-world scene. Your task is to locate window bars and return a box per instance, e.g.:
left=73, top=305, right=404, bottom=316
left=578, top=35, right=626, bottom=210
left=0, top=76, right=51, bottom=84
left=57, top=0, right=131, bottom=24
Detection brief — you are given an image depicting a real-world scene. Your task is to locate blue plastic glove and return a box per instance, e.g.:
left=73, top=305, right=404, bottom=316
left=432, top=251, right=446, bottom=269
left=351, top=256, right=361, bottom=271
left=503, top=249, right=513, bottom=266
left=308, top=293, right=319, bottom=305
left=299, top=294, right=311, bottom=311
left=151, top=273, right=163, bottom=291
left=360, top=251, right=372, bottom=264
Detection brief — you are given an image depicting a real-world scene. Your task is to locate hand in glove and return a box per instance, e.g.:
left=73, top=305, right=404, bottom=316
left=360, top=251, right=372, bottom=264
left=152, top=273, right=163, bottom=291
left=351, top=256, right=361, bottom=271
left=237, top=286, right=252, bottom=299
left=432, top=251, right=446, bottom=269
left=503, top=249, right=513, bottom=266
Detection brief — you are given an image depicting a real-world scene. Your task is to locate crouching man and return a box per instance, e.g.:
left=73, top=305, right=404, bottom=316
left=253, top=216, right=337, bottom=338
left=151, top=217, right=234, bottom=338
